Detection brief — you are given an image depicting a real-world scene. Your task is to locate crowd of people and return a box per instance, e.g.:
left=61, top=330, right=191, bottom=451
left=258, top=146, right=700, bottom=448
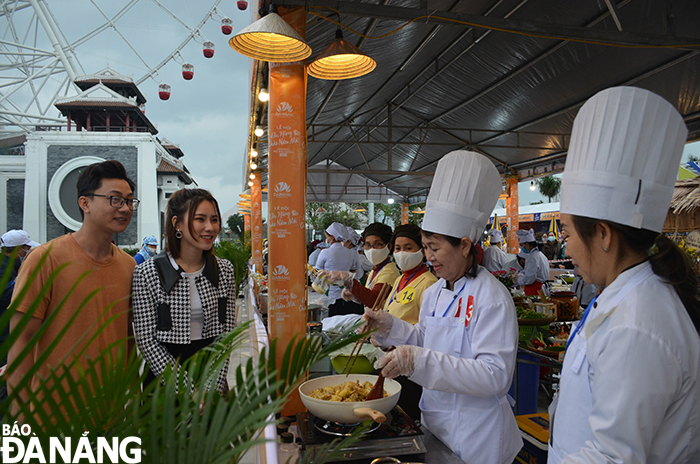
left=1, top=86, right=699, bottom=463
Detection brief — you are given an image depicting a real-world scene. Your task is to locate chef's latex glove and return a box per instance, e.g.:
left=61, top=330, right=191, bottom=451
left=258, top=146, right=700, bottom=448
left=374, top=345, right=418, bottom=379
left=321, top=270, right=354, bottom=288
left=361, top=307, right=394, bottom=337
left=341, top=288, right=355, bottom=302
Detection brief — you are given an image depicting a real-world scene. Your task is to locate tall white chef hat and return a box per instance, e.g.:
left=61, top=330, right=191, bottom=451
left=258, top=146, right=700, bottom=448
left=326, top=222, right=348, bottom=242
left=423, top=150, right=502, bottom=242
left=516, top=228, right=535, bottom=243
left=560, top=86, right=687, bottom=232
left=488, top=228, right=503, bottom=243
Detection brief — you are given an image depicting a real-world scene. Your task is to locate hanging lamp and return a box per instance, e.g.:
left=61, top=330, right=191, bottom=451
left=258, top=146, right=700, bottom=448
left=229, top=3, right=311, bottom=62
left=307, top=29, right=376, bottom=80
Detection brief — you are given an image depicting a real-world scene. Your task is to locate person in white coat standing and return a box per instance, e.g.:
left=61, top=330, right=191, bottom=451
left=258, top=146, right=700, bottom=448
left=365, top=150, right=522, bottom=464
left=549, top=86, right=700, bottom=463
left=482, top=228, right=509, bottom=272
left=516, top=228, right=550, bottom=295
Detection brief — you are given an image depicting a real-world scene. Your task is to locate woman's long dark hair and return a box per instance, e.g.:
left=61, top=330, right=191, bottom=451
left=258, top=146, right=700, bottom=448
left=572, top=216, right=700, bottom=332
left=422, top=231, right=479, bottom=279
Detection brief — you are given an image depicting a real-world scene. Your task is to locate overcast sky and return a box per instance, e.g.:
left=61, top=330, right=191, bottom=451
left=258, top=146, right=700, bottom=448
left=46, top=1, right=252, bottom=214
left=24, top=2, right=700, bottom=215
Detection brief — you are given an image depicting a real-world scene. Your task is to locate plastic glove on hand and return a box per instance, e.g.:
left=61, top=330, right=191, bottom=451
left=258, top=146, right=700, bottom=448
left=361, top=307, right=394, bottom=337
left=341, top=288, right=355, bottom=302
left=322, top=270, right=354, bottom=287
left=374, top=345, right=418, bottom=379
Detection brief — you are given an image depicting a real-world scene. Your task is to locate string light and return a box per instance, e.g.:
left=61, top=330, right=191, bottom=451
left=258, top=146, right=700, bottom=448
left=248, top=180, right=254, bottom=187
left=250, top=162, right=258, bottom=170
left=251, top=149, right=258, bottom=158
left=258, top=87, right=269, bottom=102
left=250, top=173, right=256, bottom=180
left=255, top=125, right=264, bottom=137
left=530, top=180, right=536, bottom=191
left=387, top=198, right=395, bottom=204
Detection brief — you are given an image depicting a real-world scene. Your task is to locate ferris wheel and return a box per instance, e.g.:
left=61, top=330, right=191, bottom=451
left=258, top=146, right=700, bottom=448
left=0, top=0, right=248, bottom=133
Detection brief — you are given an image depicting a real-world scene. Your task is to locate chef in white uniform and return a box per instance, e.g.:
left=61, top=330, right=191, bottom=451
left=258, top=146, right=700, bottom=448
left=501, top=250, right=527, bottom=273
left=316, top=222, right=363, bottom=315
left=549, top=87, right=700, bottom=463
left=482, top=228, right=509, bottom=272
left=516, top=228, right=550, bottom=295
left=365, top=150, right=522, bottom=464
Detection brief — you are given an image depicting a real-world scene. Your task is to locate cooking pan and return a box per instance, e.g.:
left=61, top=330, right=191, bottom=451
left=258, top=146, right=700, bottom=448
left=299, top=374, right=401, bottom=424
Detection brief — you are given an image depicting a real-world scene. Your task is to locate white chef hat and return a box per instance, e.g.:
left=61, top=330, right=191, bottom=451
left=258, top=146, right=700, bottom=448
left=560, top=86, right=687, bottom=232
left=516, top=228, right=535, bottom=243
left=325, top=222, right=348, bottom=242
left=488, top=228, right=503, bottom=243
left=423, top=150, right=502, bottom=242
left=517, top=250, right=529, bottom=259
left=345, top=226, right=361, bottom=246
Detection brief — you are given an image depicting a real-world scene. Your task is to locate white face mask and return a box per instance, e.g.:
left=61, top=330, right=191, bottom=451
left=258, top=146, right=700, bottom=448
left=394, top=250, right=424, bottom=271
left=365, top=245, right=390, bottom=266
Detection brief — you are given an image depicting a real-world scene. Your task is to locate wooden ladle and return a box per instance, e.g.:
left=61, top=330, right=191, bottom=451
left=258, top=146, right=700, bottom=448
left=366, top=346, right=396, bottom=400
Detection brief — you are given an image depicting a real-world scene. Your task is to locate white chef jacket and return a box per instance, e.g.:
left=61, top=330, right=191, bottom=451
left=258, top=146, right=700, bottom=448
left=549, top=261, right=700, bottom=464
left=501, top=258, right=522, bottom=273
left=517, top=248, right=549, bottom=286
left=376, top=266, right=522, bottom=464
left=308, top=247, right=323, bottom=266
left=482, top=245, right=509, bottom=272
left=315, top=243, right=360, bottom=300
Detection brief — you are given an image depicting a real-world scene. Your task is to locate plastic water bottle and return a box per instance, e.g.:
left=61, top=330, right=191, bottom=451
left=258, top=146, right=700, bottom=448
left=278, top=432, right=298, bottom=464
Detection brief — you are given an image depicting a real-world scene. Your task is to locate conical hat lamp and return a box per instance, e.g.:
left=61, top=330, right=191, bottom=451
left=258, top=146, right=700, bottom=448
left=229, top=3, right=311, bottom=62
left=307, top=29, right=376, bottom=80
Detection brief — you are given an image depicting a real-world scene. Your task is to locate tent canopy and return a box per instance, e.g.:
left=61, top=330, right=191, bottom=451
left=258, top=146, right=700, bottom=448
left=256, top=0, right=700, bottom=203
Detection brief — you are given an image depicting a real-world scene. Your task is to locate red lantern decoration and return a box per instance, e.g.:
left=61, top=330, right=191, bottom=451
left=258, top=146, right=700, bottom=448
left=182, top=63, right=194, bottom=80
left=203, top=41, right=215, bottom=58
left=237, top=1, right=248, bottom=10
left=221, top=18, right=233, bottom=35
left=158, top=83, right=171, bottom=101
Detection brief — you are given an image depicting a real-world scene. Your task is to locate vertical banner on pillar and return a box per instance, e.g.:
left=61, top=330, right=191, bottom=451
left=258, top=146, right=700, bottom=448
left=506, top=176, right=520, bottom=253
left=268, top=6, right=308, bottom=415
left=251, top=176, right=263, bottom=272
left=401, top=203, right=409, bottom=225
left=244, top=213, right=251, bottom=234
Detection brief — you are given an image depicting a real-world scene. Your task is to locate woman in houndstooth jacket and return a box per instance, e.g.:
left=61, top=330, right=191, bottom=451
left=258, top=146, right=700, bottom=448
left=132, top=188, right=236, bottom=394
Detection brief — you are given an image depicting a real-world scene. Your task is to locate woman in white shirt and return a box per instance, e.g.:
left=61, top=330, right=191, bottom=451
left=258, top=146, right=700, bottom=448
left=549, top=87, right=700, bottom=463
left=365, top=151, right=522, bottom=464
left=315, top=222, right=363, bottom=316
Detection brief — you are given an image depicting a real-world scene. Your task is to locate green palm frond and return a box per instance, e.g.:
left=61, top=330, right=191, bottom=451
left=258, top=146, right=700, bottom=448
left=1, top=252, right=370, bottom=463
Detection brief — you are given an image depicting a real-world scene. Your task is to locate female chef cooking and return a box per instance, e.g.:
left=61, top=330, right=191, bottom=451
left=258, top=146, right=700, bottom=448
left=365, top=150, right=522, bottom=464
left=550, top=87, right=700, bottom=463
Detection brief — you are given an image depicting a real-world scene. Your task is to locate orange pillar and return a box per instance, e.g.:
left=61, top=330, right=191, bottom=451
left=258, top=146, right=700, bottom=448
left=268, top=6, right=308, bottom=415
left=251, top=176, right=263, bottom=272
left=506, top=176, right=520, bottom=253
left=401, top=203, right=409, bottom=225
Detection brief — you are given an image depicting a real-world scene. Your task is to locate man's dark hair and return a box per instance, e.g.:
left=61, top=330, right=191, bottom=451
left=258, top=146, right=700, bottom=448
left=76, top=160, right=136, bottom=219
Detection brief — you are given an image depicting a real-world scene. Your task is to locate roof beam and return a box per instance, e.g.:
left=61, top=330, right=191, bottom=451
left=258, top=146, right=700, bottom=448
left=281, top=0, right=700, bottom=48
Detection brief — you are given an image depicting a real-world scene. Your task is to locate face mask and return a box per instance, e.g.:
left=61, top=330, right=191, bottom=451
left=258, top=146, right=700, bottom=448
left=548, top=236, right=556, bottom=242
left=141, top=245, right=156, bottom=258
left=365, top=245, right=390, bottom=266
left=394, top=250, right=424, bottom=271
left=520, top=246, right=530, bottom=254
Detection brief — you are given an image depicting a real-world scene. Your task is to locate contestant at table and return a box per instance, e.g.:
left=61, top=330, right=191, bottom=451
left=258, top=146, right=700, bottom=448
left=382, top=223, right=437, bottom=420
left=516, top=228, right=550, bottom=295
left=324, top=223, right=400, bottom=309
left=549, top=86, right=700, bottom=463
left=365, top=150, right=522, bottom=464
left=316, top=222, right=363, bottom=316
left=482, top=228, right=509, bottom=272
